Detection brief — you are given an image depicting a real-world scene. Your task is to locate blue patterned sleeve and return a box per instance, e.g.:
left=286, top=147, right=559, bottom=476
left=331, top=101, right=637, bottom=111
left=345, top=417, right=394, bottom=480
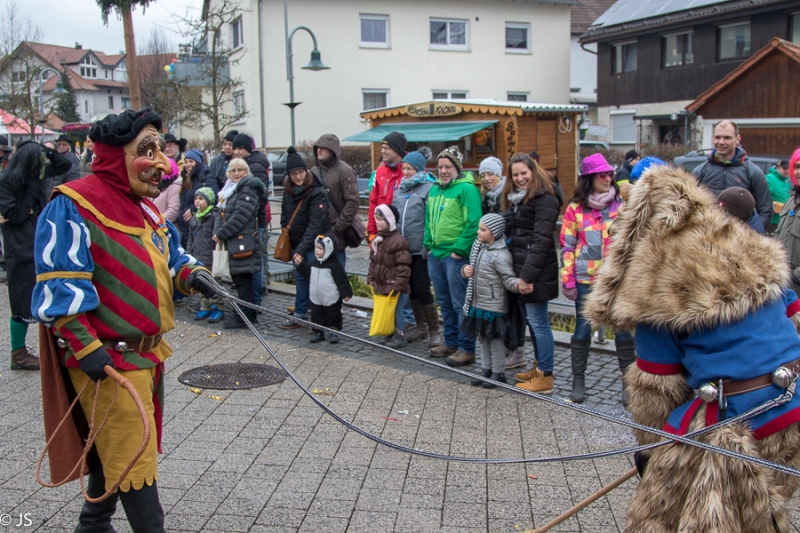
left=164, top=219, right=207, bottom=295
left=31, top=195, right=100, bottom=326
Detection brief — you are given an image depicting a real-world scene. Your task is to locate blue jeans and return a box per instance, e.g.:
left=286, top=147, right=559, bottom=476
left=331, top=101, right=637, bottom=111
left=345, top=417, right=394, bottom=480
left=253, top=228, right=265, bottom=305
left=428, top=254, right=474, bottom=353
left=520, top=301, right=555, bottom=373
left=395, top=292, right=410, bottom=331
left=574, top=283, right=632, bottom=342
left=293, top=251, right=316, bottom=318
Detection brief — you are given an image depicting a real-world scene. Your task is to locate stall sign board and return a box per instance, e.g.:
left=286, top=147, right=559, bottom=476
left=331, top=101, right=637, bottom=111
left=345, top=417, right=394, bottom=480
left=407, top=102, right=462, bottom=118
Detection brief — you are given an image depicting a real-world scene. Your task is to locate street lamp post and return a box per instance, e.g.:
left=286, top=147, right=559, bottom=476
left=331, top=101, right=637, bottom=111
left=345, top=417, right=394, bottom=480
left=37, top=67, right=67, bottom=141
left=283, top=0, right=329, bottom=147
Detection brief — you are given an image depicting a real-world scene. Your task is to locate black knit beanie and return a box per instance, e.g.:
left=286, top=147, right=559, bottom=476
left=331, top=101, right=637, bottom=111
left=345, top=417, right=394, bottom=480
left=285, top=146, right=307, bottom=174
left=381, top=132, right=407, bottom=158
left=223, top=130, right=239, bottom=143
left=232, top=133, right=253, bottom=152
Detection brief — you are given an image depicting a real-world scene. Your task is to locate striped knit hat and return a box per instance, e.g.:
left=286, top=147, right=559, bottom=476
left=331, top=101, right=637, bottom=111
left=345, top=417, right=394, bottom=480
left=195, top=186, right=217, bottom=206
left=480, top=213, right=505, bottom=239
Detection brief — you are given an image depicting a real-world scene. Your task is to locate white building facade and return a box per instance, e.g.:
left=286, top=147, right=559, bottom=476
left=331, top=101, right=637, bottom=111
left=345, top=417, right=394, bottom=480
left=203, top=0, right=573, bottom=148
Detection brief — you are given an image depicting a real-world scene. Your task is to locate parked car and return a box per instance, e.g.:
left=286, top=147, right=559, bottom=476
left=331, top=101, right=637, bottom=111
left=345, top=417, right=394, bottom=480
left=269, top=149, right=314, bottom=188
left=674, top=149, right=788, bottom=174
left=579, top=140, right=610, bottom=150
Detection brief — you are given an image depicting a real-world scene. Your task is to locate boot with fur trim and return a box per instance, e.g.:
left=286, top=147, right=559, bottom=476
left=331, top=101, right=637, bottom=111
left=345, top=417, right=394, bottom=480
left=405, top=299, right=429, bottom=342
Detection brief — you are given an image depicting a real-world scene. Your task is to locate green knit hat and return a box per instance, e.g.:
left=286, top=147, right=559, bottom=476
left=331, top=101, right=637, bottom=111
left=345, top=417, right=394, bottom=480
left=195, top=186, right=217, bottom=206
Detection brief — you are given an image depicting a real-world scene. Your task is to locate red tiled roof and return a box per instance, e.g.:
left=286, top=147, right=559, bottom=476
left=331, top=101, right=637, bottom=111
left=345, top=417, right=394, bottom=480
left=22, top=41, right=128, bottom=93
left=571, top=0, right=617, bottom=34
left=686, top=38, right=800, bottom=113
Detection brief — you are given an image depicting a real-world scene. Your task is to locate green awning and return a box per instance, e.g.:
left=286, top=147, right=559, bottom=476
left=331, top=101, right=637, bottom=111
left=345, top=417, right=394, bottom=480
left=344, top=121, right=497, bottom=143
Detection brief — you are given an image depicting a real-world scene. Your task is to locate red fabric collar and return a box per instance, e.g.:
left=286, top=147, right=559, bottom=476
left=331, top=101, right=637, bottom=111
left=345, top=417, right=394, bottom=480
left=58, top=142, right=162, bottom=232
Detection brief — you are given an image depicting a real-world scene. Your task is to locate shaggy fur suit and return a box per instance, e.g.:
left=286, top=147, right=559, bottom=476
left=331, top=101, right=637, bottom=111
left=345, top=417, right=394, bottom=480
left=586, top=165, right=800, bottom=532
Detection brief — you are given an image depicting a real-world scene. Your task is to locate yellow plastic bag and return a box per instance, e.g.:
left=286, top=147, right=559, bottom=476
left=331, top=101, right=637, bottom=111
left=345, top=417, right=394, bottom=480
left=369, top=289, right=399, bottom=337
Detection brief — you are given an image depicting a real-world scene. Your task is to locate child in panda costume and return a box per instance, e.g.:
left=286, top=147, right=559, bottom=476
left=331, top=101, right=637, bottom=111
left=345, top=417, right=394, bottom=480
left=295, top=233, right=353, bottom=343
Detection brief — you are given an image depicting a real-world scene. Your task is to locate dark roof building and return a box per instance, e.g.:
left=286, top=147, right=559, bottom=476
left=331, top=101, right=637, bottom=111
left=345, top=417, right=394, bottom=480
left=577, top=0, right=800, bottom=149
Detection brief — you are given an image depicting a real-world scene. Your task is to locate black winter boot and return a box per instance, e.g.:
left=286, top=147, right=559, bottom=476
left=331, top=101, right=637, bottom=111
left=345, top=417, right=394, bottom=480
left=615, top=338, right=637, bottom=406
left=422, top=303, right=442, bottom=347
left=482, top=373, right=507, bottom=389
left=74, top=463, right=119, bottom=533
left=406, top=299, right=429, bottom=342
left=118, top=481, right=166, bottom=533
left=569, top=336, right=592, bottom=403
left=470, top=368, right=492, bottom=387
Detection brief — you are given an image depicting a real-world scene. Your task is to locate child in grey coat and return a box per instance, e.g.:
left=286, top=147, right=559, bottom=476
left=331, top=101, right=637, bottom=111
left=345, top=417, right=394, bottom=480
left=460, top=213, right=521, bottom=387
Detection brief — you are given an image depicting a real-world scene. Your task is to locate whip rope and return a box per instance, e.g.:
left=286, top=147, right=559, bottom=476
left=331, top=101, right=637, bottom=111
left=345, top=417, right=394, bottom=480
left=197, top=271, right=800, bottom=477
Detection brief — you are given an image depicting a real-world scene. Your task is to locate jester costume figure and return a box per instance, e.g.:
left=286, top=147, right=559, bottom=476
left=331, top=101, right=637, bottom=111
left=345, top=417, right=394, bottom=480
left=33, top=109, right=215, bottom=533
left=586, top=165, right=800, bottom=532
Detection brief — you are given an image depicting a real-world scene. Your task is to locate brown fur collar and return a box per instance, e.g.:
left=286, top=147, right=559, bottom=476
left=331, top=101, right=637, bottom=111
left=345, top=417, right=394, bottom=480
left=586, top=165, right=789, bottom=333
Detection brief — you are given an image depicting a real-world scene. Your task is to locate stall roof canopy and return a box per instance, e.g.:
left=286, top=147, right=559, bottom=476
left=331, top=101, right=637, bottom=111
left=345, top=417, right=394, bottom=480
left=360, top=99, right=588, bottom=121
left=344, top=121, right=497, bottom=143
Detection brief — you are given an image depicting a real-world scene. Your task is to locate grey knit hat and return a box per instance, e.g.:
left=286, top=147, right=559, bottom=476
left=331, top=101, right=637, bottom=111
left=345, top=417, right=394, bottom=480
left=478, top=156, right=503, bottom=177
left=480, top=213, right=506, bottom=239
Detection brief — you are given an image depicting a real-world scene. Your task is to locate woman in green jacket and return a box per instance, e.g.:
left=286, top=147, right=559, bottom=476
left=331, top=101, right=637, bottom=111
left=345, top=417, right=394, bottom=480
left=424, top=146, right=482, bottom=367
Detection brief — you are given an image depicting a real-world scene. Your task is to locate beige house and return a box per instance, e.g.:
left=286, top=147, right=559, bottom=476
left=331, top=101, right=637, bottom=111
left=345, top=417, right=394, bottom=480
left=198, top=0, right=573, bottom=149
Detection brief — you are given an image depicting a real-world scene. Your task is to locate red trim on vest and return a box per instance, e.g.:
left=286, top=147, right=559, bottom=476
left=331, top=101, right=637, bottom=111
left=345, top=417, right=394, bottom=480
left=705, top=401, right=719, bottom=427
left=787, top=299, right=800, bottom=318
left=637, top=358, right=684, bottom=375
left=751, top=407, right=800, bottom=440
left=664, top=398, right=703, bottom=436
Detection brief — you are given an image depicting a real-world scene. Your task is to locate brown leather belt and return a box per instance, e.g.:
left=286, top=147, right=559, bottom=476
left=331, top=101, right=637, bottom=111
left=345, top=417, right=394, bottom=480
left=101, top=334, right=163, bottom=353
left=721, top=357, right=800, bottom=397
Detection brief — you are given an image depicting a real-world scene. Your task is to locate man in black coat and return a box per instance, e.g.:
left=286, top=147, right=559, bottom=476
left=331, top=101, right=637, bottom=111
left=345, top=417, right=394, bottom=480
left=209, top=129, right=238, bottom=190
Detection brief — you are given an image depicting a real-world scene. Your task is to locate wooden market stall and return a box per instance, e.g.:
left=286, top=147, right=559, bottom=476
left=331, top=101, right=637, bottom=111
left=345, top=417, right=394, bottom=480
left=344, top=99, right=587, bottom=205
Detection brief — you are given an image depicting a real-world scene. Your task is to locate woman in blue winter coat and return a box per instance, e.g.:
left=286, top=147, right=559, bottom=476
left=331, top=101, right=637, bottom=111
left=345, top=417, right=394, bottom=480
left=180, top=149, right=219, bottom=247
left=390, top=151, right=442, bottom=349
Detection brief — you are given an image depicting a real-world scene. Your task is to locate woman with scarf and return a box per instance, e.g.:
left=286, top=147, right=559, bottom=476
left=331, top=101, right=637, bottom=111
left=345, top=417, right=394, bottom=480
left=214, top=158, right=266, bottom=328
left=559, top=153, right=635, bottom=404
left=180, top=149, right=218, bottom=247
left=502, top=152, right=562, bottom=395
left=153, top=158, right=182, bottom=225
left=0, top=141, right=71, bottom=370
left=390, top=151, right=442, bottom=349
left=479, top=156, right=506, bottom=215
left=277, top=147, right=331, bottom=329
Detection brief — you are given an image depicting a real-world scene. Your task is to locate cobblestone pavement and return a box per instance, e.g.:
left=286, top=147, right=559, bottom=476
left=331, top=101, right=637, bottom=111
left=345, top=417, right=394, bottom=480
left=2, top=291, right=799, bottom=532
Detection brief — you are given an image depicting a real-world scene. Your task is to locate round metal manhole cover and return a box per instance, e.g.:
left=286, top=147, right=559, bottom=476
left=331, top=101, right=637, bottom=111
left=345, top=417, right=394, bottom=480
left=178, top=363, right=286, bottom=390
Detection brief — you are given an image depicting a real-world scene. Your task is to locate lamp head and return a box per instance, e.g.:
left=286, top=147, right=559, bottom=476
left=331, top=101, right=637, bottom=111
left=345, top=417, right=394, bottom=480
left=53, top=82, right=68, bottom=95
left=302, top=49, right=330, bottom=71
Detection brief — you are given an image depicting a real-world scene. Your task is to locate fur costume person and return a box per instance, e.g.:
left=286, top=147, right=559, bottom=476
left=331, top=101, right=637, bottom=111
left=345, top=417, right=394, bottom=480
left=585, top=165, right=800, bottom=533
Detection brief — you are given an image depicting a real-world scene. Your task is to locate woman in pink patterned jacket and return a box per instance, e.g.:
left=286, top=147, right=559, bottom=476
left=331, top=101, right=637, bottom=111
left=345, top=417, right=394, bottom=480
left=559, top=153, right=635, bottom=405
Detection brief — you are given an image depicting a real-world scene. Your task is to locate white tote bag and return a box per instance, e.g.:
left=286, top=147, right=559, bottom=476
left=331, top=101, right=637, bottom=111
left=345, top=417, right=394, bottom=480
left=211, top=242, right=230, bottom=279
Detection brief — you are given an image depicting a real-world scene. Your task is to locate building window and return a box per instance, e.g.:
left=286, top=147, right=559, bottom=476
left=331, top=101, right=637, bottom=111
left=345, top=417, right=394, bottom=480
left=104, top=70, right=108, bottom=79
left=432, top=90, right=468, bottom=100
left=360, top=14, right=389, bottom=48
left=362, top=89, right=389, bottom=111
left=231, top=16, right=243, bottom=50
left=122, top=97, right=130, bottom=108
left=663, top=32, right=694, bottom=68
left=430, top=18, right=468, bottom=50
left=11, top=71, right=24, bottom=83
left=793, top=14, right=800, bottom=44
left=108, top=96, right=113, bottom=109
left=505, top=22, right=530, bottom=52
left=718, top=22, right=750, bottom=60
left=80, top=66, right=97, bottom=78
left=507, top=92, right=529, bottom=102
left=613, top=41, right=637, bottom=73
left=232, top=91, right=245, bottom=117
left=610, top=111, right=636, bottom=143
left=84, top=101, right=88, bottom=114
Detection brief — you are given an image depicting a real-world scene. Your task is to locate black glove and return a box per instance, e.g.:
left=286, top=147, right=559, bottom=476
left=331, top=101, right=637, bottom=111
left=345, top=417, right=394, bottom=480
left=42, top=145, right=58, bottom=161
left=187, top=269, right=217, bottom=298
left=634, top=451, right=649, bottom=478
left=78, top=346, right=114, bottom=381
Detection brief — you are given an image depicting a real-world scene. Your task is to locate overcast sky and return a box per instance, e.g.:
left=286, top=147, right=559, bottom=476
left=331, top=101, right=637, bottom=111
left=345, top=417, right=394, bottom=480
left=14, top=0, right=200, bottom=54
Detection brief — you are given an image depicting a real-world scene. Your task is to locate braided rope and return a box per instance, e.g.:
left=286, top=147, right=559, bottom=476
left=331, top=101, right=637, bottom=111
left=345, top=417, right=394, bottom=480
left=197, top=272, right=800, bottom=476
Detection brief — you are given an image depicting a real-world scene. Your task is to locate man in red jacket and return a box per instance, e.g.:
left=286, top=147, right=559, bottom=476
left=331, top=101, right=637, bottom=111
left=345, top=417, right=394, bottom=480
left=368, top=132, right=406, bottom=240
